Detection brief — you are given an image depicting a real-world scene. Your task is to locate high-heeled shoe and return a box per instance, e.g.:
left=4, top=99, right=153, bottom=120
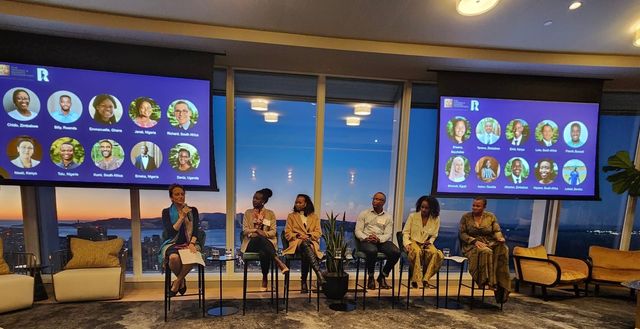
left=179, top=279, right=187, bottom=295
left=168, top=280, right=179, bottom=297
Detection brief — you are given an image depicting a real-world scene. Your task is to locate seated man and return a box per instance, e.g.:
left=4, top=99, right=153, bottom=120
left=355, top=192, right=400, bottom=290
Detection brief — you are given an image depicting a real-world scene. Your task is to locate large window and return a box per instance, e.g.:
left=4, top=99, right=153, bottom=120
left=0, top=186, right=24, bottom=253
left=322, top=78, right=401, bottom=271
left=234, top=72, right=317, bottom=273
left=55, top=187, right=132, bottom=270
left=557, top=115, right=640, bottom=258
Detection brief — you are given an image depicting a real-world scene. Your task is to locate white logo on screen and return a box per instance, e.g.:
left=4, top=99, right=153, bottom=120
left=37, top=68, right=49, bottom=82
left=443, top=98, right=453, bottom=108
left=470, top=99, right=479, bottom=111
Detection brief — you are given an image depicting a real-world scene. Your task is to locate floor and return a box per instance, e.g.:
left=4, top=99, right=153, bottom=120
left=1, top=281, right=636, bottom=329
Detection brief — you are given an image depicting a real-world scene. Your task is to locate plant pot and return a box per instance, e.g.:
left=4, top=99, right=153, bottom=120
left=323, top=272, right=349, bottom=299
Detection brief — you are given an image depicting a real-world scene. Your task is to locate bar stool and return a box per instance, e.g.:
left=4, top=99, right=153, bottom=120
left=459, top=253, right=503, bottom=310
left=395, top=232, right=439, bottom=309
left=282, top=230, right=321, bottom=312
left=353, top=239, right=396, bottom=310
left=163, top=259, right=205, bottom=322
left=241, top=254, right=278, bottom=314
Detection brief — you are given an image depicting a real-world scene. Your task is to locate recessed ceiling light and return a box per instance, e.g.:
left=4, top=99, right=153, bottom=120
left=569, top=1, right=582, bottom=10
left=354, top=103, right=372, bottom=115
left=264, top=112, right=278, bottom=123
left=250, top=99, right=268, bottom=111
left=456, top=0, right=500, bottom=16
left=346, top=117, right=360, bottom=126
left=543, top=20, right=553, bottom=27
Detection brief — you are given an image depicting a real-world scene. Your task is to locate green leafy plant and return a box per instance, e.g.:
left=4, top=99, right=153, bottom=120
left=603, top=150, right=640, bottom=196
left=322, top=211, right=347, bottom=275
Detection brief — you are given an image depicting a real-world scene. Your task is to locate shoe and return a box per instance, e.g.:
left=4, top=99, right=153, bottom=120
left=495, top=286, right=510, bottom=304
left=422, top=281, right=428, bottom=289
left=260, top=277, right=268, bottom=292
left=367, top=276, right=376, bottom=290
left=275, top=257, right=289, bottom=274
left=168, top=280, right=179, bottom=297
left=301, top=280, right=309, bottom=294
left=377, top=274, right=391, bottom=289
left=411, top=281, right=418, bottom=289
left=179, top=279, right=187, bottom=295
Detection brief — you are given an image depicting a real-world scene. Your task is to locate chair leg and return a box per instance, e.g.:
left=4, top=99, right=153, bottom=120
left=270, top=260, right=274, bottom=304
left=362, top=265, right=367, bottom=310
left=200, top=265, right=205, bottom=317
left=406, top=266, right=411, bottom=309
left=285, top=260, right=290, bottom=313
left=354, top=258, right=360, bottom=304
left=594, top=284, right=600, bottom=296
left=542, top=286, right=548, bottom=301
left=515, top=279, right=520, bottom=293
left=573, top=283, right=580, bottom=297
left=275, top=263, right=279, bottom=314
left=481, top=285, right=485, bottom=303
left=391, top=266, right=395, bottom=309
left=531, top=284, right=536, bottom=295
left=436, top=270, right=439, bottom=309
left=378, top=261, right=383, bottom=301
left=470, top=280, right=475, bottom=310
left=397, top=258, right=403, bottom=304
left=584, top=282, right=589, bottom=297
left=243, top=260, right=248, bottom=315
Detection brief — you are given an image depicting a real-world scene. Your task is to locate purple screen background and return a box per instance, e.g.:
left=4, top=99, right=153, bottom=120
left=436, top=96, right=599, bottom=197
left=0, top=62, right=212, bottom=188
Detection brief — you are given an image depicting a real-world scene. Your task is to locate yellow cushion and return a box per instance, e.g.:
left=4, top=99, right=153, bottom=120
left=513, top=245, right=548, bottom=259
left=65, top=237, right=123, bottom=269
left=589, top=246, right=640, bottom=271
left=0, top=237, right=10, bottom=275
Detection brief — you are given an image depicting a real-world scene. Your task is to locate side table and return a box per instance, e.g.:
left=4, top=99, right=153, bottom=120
left=16, top=264, right=49, bottom=301
left=207, top=255, right=239, bottom=317
left=441, top=256, right=467, bottom=309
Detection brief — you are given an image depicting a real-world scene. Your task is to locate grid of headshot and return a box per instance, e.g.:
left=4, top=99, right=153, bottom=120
left=2, top=85, right=207, bottom=183
left=442, top=116, right=590, bottom=189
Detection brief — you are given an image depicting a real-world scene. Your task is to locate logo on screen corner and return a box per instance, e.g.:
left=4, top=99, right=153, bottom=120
left=470, top=99, right=480, bottom=111
left=443, top=98, right=453, bottom=108
left=36, top=68, right=49, bottom=82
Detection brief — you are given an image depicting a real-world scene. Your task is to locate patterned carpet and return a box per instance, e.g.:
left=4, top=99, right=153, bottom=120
left=0, top=293, right=636, bottom=329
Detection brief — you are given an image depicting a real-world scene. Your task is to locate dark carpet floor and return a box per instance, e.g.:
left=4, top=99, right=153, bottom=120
left=0, top=293, right=636, bottom=329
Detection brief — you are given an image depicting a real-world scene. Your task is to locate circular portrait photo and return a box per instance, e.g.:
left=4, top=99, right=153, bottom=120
left=3, top=87, right=41, bottom=121
left=47, top=91, right=82, bottom=124
left=445, top=155, right=469, bottom=183
left=562, top=159, right=587, bottom=186
left=505, top=157, right=530, bottom=184
left=130, top=141, right=162, bottom=172
left=7, top=135, right=42, bottom=169
left=170, top=143, right=200, bottom=173
left=505, top=119, right=530, bottom=147
left=563, top=121, right=588, bottom=148
left=49, top=137, right=85, bottom=170
left=475, top=117, right=501, bottom=145
left=446, top=116, right=471, bottom=144
left=475, top=156, right=501, bottom=183
left=129, top=97, right=161, bottom=129
left=89, top=94, right=123, bottom=125
left=91, top=139, right=125, bottom=171
left=168, top=99, right=199, bottom=130
left=535, top=120, right=558, bottom=147
left=534, top=158, right=558, bottom=185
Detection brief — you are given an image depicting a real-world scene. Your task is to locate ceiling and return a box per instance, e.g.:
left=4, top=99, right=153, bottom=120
left=1, top=0, right=640, bottom=90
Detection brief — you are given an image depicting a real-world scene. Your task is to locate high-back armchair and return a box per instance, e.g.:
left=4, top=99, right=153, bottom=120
left=50, top=235, right=127, bottom=302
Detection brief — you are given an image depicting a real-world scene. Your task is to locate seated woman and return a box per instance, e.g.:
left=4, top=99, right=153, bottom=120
left=283, top=194, right=324, bottom=293
left=402, top=195, right=444, bottom=288
left=158, top=183, right=201, bottom=297
left=241, top=188, right=289, bottom=291
left=459, top=196, right=510, bottom=303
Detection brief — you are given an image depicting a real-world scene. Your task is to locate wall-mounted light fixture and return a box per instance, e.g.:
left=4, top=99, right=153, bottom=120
left=456, top=0, right=500, bottom=16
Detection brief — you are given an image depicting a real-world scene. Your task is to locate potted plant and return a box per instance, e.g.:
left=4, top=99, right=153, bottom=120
left=603, top=151, right=640, bottom=196
left=321, top=211, right=349, bottom=299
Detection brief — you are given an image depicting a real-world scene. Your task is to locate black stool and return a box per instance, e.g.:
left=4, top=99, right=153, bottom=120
left=241, top=252, right=278, bottom=315
left=163, top=258, right=205, bottom=322
left=282, top=230, right=320, bottom=312
left=396, top=232, right=439, bottom=309
left=353, top=240, right=395, bottom=310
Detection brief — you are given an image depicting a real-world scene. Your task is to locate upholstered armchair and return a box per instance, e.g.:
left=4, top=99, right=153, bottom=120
left=513, top=245, right=589, bottom=300
left=50, top=235, right=127, bottom=302
left=587, top=246, right=640, bottom=296
left=0, top=237, right=35, bottom=313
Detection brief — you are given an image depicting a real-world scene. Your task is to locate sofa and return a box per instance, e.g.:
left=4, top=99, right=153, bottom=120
left=0, top=237, right=35, bottom=313
left=51, top=235, right=127, bottom=302
left=512, top=245, right=589, bottom=299
left=587, top=245, right=640, bottom=295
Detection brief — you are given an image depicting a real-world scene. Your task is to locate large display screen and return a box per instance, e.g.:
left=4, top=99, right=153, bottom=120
left=435, top=96, right=599, bottom=199
left=0, top=62, right=214, bottom=189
